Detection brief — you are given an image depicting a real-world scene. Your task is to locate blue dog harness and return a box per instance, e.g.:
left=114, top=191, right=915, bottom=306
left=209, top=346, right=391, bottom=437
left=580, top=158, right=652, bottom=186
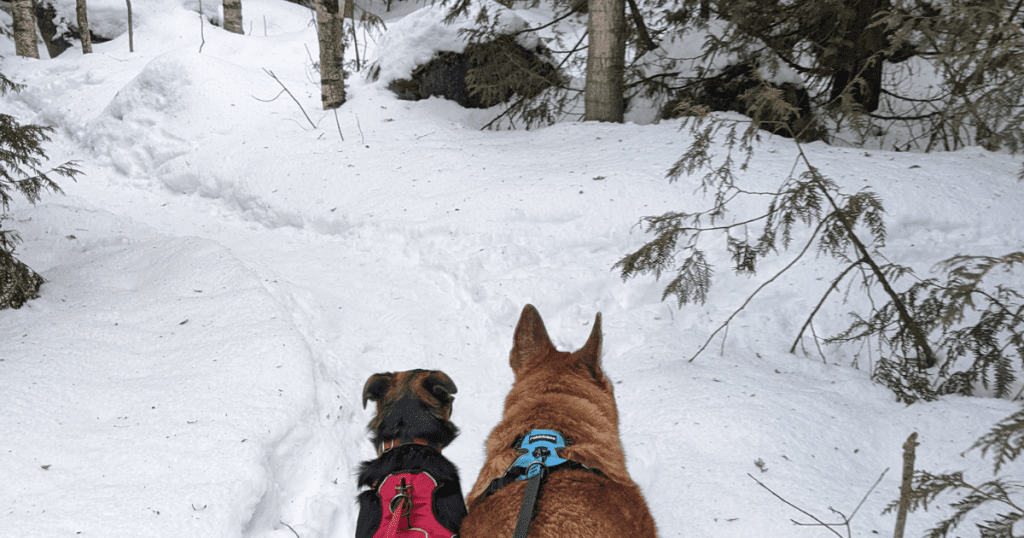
left=505, top=429, right=570, bottom=479
left=479, top=429, right=605, bottom=538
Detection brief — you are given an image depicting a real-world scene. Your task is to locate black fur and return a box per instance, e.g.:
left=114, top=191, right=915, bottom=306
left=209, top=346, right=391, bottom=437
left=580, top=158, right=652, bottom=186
left=355, top=444, right=467, bottom=538
left=369, top=397, right=459, bottom=450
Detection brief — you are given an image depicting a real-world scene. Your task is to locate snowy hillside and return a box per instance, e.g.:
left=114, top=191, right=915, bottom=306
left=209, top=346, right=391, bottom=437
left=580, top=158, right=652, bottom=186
left=1, top=1, right=1021, bottom=538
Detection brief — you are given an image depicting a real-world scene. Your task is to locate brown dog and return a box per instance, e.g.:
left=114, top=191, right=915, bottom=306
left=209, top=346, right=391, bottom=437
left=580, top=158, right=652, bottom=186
left=460, top=305, right=658, bottom=537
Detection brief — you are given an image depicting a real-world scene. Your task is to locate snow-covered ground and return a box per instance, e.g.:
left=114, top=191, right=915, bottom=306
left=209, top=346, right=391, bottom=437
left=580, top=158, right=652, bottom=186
left=1, top=1, right=1022, bottom=537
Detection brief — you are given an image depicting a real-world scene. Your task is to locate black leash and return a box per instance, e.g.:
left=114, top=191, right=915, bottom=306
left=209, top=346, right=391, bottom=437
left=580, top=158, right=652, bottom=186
left=511, top=463, right=545, bottom=538
left=480, top=430, right=607, bottom=538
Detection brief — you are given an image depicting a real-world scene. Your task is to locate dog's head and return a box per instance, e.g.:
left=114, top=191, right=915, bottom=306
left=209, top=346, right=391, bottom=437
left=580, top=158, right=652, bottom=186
left=502, top=304, right=619, bottom=429
left=509, top=304, right=608, bottom=387
left=362, top=369, right=459, bottom=451
left=474, top=304, right=631, bottom=485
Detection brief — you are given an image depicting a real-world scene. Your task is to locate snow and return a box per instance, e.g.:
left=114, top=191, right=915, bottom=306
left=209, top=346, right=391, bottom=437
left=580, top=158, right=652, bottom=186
left=1, top=1, right=1022, bottom=538
left=368, top=1, right=536, bottom=86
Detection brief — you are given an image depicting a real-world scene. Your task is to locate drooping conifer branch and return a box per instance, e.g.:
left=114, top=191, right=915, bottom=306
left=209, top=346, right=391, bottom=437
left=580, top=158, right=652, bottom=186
left=795, top=145, right=937, bottom=370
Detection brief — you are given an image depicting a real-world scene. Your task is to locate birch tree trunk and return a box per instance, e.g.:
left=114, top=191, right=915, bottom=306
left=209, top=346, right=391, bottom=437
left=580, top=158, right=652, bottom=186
left=223, top=0, right=243, bottom=34
left=316, top=0, right=346, bottom=110
left=13, top=0, right=40, bottom=59
left=584, top=0, right=625, bottom=122
left=77, top=0, right=93, bottom=54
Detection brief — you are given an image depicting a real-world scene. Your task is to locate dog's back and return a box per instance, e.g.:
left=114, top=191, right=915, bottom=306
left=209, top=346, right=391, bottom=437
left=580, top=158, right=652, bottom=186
left=460, top=305, right=657, bottom=537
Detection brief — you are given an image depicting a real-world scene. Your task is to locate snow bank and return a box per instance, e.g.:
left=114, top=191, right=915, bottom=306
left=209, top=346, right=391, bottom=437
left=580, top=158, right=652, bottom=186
left=1, top=202, right=315, bottom=538
left=85, top=50, right=278, bottom=178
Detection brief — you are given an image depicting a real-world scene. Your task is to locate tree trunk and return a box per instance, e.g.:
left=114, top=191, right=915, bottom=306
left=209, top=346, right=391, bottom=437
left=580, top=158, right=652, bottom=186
left=77, top=0, right=93, bottom=54
left=893, top=432, right=918, bottom=538
left=13, top=0, right=40, bottom=59
left=584, top=0, right=625, bottom=122
left=224, top=0, right=243, bottom=34
left=316, top=0, right=347, bottom=110
left=126, top=0, right=134, bottom=52
left=829, top=0, right=889, bottom=112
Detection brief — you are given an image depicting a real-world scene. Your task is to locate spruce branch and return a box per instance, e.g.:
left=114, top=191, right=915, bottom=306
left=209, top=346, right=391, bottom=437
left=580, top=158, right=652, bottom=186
left=970, top=406, right=1024, bottom=473
left=796, top=144, right=936, bottom=370
left=0, top=77, right=82, bottom=310
left=688, top=216, right=827, bottom=361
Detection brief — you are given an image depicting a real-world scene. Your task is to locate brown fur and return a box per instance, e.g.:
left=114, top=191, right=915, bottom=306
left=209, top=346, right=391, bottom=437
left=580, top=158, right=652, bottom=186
left=460, top=305, right=658, bottom=537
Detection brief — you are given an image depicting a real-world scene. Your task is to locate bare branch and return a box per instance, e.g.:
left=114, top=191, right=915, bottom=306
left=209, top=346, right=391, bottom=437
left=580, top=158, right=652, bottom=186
left=262, top=69, right=317, bottom=129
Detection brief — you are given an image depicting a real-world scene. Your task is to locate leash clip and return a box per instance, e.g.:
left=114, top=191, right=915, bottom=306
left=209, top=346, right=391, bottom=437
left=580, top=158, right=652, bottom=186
left=525, top=460, right=546, bottom=479
left=388, top=477, right=412, bottom=529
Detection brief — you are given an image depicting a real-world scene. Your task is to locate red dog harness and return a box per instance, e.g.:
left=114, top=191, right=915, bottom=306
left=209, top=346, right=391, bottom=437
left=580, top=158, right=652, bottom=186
left=374, top=471, right=456, bottom=538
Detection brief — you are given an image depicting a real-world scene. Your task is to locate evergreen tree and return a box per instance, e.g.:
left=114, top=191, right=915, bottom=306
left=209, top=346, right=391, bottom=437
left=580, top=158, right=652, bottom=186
left=878, top=0, right=1024, bottom=152
left=0, top=71, right=81, bottom=310
left=689, top=0, right=895, bottom=112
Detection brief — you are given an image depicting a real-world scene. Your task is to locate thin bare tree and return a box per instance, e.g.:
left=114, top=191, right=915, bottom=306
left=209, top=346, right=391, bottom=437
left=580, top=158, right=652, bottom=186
left=126, top=0, right=134, bottom=52
left=224, top=0, right=243, bottom=34
left=584, top=0, right=625, bottom=122
left=77, top=0, right=93, bottom=54
left=12, top=0, right=40, bottom=59
left=316, top=0, right=346, bottom=109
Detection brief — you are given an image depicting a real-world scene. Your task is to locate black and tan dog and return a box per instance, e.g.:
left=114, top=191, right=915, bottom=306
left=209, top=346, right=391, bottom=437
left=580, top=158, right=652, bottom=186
left=356, top=369, right=467, bottom=538
left=460, top=305, right=658, bottom=537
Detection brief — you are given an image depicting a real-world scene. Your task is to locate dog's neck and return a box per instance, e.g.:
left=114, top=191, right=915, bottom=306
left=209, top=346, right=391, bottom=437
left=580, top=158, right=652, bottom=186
left=377, top=437, right=441, bottom=456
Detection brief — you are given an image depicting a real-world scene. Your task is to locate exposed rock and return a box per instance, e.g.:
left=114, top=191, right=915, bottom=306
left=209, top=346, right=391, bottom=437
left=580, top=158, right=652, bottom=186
left=663, top=60, right=825, bottom=142
left=387, top=36, right=559, bottom=109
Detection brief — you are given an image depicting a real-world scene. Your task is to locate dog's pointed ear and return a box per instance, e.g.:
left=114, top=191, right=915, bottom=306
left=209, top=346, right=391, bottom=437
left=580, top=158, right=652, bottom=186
left=362, top=373, right=393, bottom=409
left=575, top=312, right=604, bottom=381
left=510, top=304, right=557, bottom=374
left=423, top=370, right=458, bottom=403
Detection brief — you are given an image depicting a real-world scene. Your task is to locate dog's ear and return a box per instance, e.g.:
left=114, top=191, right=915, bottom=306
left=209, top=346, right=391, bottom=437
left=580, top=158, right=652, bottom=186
left=362, top=373, right=393, bottom=409
left=573, top=312, right=605, bottom=382
left=423, top=370, right=458, bottom=403
left=510, top=304, right=557, bottom=374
